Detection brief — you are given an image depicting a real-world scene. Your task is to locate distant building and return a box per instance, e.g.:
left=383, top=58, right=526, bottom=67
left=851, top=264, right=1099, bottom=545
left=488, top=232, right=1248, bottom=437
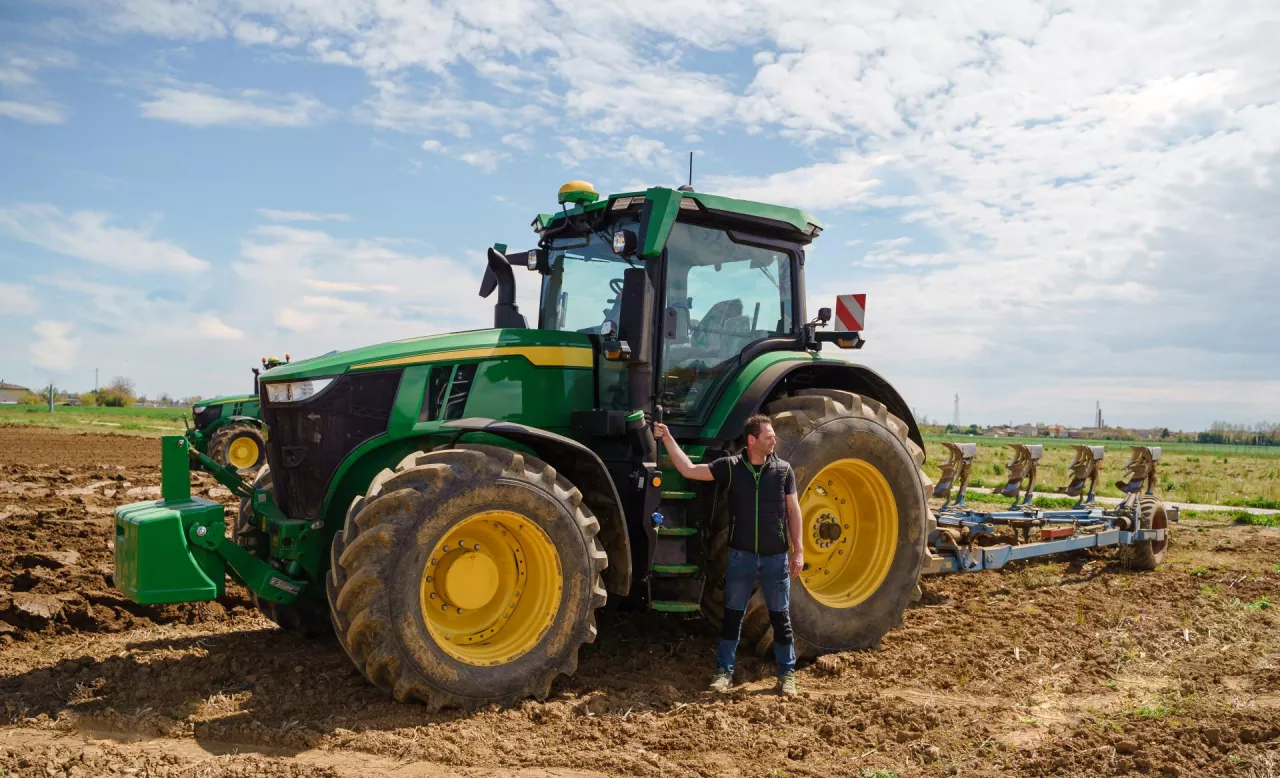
left=1016, top=424, right=1039, bottom=437
left=0, top=380, right=31, bottom=404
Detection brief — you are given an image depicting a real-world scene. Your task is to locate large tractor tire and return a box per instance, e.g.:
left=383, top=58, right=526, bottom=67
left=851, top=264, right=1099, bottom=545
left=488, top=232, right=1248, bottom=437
left=235, top=466, right=333, bottom=637
left=326, top=444, right=608, bottom=710
left=702, top=389, right=932, bottom=659
left=1128, top=495, right=1169, bottom=570
left=210, top=422, right=267, bottom=474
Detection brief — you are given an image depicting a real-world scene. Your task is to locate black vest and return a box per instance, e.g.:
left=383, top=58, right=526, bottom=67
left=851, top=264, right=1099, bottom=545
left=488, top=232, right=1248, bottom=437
left=711, top=455, right=795, bottom=556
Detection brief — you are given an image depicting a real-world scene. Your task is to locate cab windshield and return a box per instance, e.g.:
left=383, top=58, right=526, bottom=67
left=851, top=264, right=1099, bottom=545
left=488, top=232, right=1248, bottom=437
left=539, top=223, right=638, bottom=334
left=660, top=222, right=794, bottom=420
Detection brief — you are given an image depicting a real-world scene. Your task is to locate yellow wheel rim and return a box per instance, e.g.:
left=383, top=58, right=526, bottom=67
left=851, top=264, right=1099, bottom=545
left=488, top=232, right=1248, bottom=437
left=799, top=459, right=898, bottom=608
left=420, top=510, right=562, bottom=666
left=227, top=437, right=260, bottom=469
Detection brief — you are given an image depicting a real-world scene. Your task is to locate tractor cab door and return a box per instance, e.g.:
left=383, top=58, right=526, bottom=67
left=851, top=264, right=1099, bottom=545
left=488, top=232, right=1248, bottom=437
left=659, top=222, right=795, bottom=423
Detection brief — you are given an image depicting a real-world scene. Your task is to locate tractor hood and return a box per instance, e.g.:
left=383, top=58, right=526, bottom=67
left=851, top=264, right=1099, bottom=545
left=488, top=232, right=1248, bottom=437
left=258, top=328, right=595, bottom=383
left=193, top=393, right=256, bottom=408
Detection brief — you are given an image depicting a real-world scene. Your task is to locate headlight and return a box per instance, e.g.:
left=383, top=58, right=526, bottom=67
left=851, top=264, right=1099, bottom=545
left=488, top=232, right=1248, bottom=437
left=192, top=406, right=206, bottom=414
left=264, top=378, right=335, bottom=403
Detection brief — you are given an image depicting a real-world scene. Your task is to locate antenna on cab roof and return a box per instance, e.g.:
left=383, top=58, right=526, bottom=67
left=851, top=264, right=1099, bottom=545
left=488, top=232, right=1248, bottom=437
left=678, top=151, right=695, bottom=193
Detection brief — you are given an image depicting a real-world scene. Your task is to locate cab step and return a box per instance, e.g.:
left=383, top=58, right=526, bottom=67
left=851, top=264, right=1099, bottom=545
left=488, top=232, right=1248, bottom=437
left=655, top=526, right=698, bottom=537
left=652, top=563, right=698, bottom=575
left=651, top=600, right=701, bottom=613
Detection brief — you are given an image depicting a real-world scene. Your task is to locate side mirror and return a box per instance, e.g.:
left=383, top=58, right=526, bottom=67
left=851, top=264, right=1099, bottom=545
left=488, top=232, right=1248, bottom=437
left=616, top=267, right=653, bottom=364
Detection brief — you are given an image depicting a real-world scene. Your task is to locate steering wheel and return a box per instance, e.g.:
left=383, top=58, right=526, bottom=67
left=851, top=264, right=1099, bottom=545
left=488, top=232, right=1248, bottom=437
left=602, top=278, right=626, bottom=323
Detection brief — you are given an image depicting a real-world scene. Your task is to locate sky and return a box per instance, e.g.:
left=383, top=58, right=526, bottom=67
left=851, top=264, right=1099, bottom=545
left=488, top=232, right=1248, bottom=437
left=0, top=0, right=1277, bottom=431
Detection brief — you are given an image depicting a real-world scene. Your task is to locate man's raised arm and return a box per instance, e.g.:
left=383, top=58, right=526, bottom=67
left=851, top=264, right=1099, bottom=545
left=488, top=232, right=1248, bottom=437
left=652, top=423, right=716, bottom=482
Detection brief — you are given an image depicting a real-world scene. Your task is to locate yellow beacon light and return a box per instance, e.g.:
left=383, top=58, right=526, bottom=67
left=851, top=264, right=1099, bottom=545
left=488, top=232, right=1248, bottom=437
left=558, top=180, right=599, bottom=206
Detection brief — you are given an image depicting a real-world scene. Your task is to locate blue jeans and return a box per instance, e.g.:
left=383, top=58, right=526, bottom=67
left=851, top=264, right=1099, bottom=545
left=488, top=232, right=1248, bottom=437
left=715, top=549, right=796, bottom=677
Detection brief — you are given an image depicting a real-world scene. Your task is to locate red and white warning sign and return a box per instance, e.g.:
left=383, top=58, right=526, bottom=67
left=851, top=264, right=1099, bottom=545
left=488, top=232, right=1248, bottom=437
left=834, top=294, right=866, bottom=332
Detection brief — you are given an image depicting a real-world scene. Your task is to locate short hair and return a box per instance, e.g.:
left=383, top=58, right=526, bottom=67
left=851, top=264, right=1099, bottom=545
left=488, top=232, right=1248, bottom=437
left=744, top=414, right=773, bottom=441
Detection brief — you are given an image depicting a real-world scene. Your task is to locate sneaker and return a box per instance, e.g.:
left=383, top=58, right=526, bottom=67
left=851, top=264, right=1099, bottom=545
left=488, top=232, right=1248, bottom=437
left=708, top=671, right=733, bottom=692
left=777, top=673, right=798, bottom=697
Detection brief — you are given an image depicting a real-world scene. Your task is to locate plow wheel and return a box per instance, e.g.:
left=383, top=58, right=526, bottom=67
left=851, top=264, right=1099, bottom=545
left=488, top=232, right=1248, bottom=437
left=326, top=444, right=607, bottom=710
left=702, top=389, right=932, bottom=659
left=235, top=466, right=333, bottom=637
left=210, top=422, right=266, bottom=473
left=1128, top=495, right=1170, bottom=570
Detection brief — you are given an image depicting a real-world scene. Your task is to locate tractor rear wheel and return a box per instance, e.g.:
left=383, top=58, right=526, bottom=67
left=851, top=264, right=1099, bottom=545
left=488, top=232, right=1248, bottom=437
left=1128, top=495, right=1169, bottom=570
left=235, top=466, right=333, bottom=637
left=702, top=389, right=932, bottom=659
left=326, top=444, right=607, bottom=710
left=210, top=422, right=266, bottom=474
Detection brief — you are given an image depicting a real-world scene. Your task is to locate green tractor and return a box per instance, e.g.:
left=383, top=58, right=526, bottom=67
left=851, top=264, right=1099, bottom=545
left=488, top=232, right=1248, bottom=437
left=114, top=181, right=931, bottom=709
left=185, top=356, right=290, bottom=474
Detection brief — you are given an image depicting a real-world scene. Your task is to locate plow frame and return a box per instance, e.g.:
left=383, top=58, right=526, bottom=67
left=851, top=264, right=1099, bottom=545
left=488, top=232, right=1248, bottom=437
left=925, top=443, right=1177, bottom=576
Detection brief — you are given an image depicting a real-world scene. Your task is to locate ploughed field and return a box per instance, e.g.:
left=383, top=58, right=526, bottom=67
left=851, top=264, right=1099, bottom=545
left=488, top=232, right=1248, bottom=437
left=1, top=425, right=1277, bottom=778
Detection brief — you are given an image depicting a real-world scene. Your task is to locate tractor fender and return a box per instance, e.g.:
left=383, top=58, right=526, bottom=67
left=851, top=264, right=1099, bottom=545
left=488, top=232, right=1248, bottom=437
left=711, top=359, right=924, bottom=450
left=221, top=415, right=265, bottom=429
left=440, top=418, right=632, bottom=596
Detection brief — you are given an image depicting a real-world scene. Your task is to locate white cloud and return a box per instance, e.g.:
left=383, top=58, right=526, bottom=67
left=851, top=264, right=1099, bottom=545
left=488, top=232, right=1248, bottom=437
left=95, top=0, right=227, bottom=39
left=258, top=209, right=351, bottom=222
left=456, top=149, right=509, bottom=173
left=233, top=223, right=494, bottom=345
left=708, top=152, right=888, bottom=211
left=197, top=315, right=245, bottom=340
left=419, top=136, right=510, bottom=172
left=500, top=133, right=533, bottom=151
left=232, top=20, right=298, bottom=47
left=358, top=80, right=525, bottom=137
left=0, top=282, right=38, bottom=316
left=0, top=67, right=35, bottom=86
left=0, top=100, right=67, bottom=124
left=0, top=50, right=72, bottom=125
left=0, top=204, right=208, bottom=273
left=299, top=294, right=368, bottom=315
left=556, top=136, right=682, bottom=180
left=303, top=279, right=395, bottom=293
left=30, top=321, right=78, bottom=372
left=141, top=84, right=330, bottom=128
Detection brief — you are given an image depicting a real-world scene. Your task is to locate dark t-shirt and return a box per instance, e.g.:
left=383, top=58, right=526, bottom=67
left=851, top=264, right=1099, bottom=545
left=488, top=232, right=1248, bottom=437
left=709, top=454, right=797, bottom=556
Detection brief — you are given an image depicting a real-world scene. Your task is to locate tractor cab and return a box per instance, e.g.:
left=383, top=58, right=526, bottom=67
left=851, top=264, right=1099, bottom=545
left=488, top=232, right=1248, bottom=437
left=485, top=181, right=831, bottom=429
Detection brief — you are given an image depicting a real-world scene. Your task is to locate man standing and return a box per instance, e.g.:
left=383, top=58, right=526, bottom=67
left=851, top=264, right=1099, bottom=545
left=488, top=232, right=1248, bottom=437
left=653, top=414, right=804, bottom=697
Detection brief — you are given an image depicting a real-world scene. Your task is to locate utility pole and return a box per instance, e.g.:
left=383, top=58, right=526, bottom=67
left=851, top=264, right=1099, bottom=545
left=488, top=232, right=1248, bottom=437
left=95, top=368, right=99, bottom=395
left=953, top=393, right=960, bottom=426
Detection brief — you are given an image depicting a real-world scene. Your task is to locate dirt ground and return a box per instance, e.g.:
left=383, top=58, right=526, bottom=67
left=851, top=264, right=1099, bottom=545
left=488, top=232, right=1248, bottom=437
left=1, top=425, right=1277, bottom=777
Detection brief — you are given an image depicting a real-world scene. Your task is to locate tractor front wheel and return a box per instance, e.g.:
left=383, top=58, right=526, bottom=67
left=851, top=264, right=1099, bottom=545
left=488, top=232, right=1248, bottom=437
left=210, top=422, right=266, bottom=474
left=326, top=444, right=607, bottom=710
left=702, top=389, right=932, bottom=658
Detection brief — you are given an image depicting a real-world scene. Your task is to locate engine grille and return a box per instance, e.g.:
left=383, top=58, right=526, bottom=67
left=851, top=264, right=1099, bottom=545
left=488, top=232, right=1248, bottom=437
left=193, top=404, right=222, bottom=430
left=260, top=370, right=402, bottom=520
